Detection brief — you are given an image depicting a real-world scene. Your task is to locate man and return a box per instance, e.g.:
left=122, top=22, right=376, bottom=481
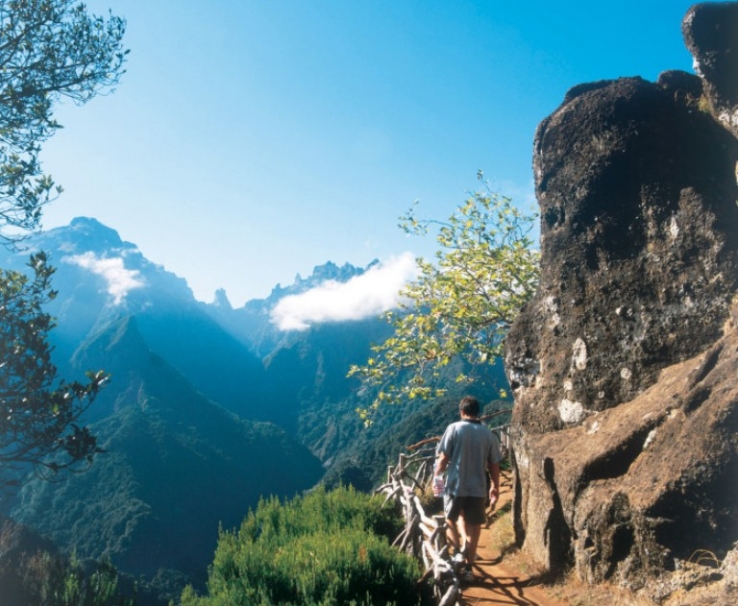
left=434, top=395, right=502, bottom=582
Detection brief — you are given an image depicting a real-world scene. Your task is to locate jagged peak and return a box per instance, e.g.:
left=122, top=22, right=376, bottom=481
left=212, top=288, right=232, bottom=310
left=2, top=217, right=197, bottom=310
left=57, top=216, right=134, bottom=252
left=257, top=259, right=378, bottom=306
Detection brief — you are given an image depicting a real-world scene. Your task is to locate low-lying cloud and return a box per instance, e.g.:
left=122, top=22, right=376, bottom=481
left=270, top=253, right=418, bottom=331
left=66, top=252, right=144, bottom=304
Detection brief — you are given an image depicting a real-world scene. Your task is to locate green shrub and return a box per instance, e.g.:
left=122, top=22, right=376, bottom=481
left=181, top=486, right=425, bottom=605
left=2, top=550, right=133, bottom=606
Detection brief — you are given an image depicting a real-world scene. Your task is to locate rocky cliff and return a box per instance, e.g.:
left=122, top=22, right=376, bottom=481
left=504, top=2, right=738, bottom=602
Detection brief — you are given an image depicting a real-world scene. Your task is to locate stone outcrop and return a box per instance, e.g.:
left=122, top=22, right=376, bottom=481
left=683, top=2, right=738, bottom=138
left=504, top=1, right=738, bottom=597
left=510, top=323, right=738, bottom=588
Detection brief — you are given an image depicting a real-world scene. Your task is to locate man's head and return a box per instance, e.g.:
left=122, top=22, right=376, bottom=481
left=459, top=396, right=480, bottom=418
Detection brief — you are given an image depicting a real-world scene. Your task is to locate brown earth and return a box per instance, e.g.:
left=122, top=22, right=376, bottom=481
left=458, top=470, right=567, bottom=606
left=459, top=468, right=734, bottom=605
left=459, top=470, right=653, bottom=606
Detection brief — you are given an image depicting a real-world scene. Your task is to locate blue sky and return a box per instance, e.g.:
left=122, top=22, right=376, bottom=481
left=40, top=0, right=697, bottom=307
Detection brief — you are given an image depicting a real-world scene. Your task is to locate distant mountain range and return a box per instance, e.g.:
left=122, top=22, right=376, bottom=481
left=0, top=217, right=510, bottom=601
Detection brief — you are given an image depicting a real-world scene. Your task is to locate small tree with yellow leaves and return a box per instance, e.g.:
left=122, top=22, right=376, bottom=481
left=349, top=175, right=540, bottom=422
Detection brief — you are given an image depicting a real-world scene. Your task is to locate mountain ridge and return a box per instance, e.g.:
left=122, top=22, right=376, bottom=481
left=0, top=216, right=511, bottom=602
left=11, top=310, right=325, bottom=592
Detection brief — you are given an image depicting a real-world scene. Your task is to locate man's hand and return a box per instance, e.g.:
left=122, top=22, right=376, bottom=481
left=489, top=486, right=499, bottom=508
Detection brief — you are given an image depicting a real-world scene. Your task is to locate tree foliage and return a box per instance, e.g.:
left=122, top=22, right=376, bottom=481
left=4, top=549, right=133, bottom=606
left=181, top=485, right=426, bottom=606
left=0, top=514, right=133, bottom=605
left=0, top=0, right=124, bottom=484
left=0, top=252, right=107, bottom=484
left=0, top=0, right=127, bottom=239
left=349, top=175, right=540, bottom=419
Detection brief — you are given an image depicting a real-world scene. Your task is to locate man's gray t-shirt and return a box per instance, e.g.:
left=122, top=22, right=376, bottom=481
left=437, top=420, right=502, bottom=498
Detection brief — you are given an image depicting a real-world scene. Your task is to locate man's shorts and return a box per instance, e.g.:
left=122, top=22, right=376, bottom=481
left=443, top=494, right=487, bottom=525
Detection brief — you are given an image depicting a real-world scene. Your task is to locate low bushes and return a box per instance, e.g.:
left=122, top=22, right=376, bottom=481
left=180, top=485, right=427, bottom=606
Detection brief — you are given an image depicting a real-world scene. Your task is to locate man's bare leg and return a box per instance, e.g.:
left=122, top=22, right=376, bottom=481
left=458, top=514, right=468, bottom=552
left=446, top=518, right=463, bottom=555
left=463, top=521, right=482, bottom=566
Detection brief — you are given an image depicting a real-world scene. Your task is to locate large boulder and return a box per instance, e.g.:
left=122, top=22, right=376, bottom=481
left=511, top=320, right=738, bottom=588
left=504, top=1, right=738, bottom=594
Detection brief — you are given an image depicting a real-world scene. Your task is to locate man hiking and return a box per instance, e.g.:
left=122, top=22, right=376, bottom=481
left=434, top=395, right=502, bottom=582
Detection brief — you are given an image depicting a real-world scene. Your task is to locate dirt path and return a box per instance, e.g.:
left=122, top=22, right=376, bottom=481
left=458, top=471, right=566, bottom=606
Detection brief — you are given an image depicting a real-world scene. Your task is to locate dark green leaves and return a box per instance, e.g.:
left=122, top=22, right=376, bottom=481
left=0, top=252, right=108, bottom=483
left=0, top=0, right=127, bottom=239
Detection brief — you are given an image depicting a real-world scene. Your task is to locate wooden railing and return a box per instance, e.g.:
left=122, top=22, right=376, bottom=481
left=375, top=421, right=510, bottom=606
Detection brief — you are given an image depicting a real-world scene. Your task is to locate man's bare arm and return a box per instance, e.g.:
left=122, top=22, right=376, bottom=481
left=488, top=462, right=500, bottom=505
left=435, top=452, right=450, bottom=474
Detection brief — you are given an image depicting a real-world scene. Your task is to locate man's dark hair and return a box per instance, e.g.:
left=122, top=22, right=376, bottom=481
left=459, top=396, right=480, bottom=417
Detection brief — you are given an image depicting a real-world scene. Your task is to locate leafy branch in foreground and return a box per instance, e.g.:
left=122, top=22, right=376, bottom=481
left=0, top=252, right=108, bottom=486
left=0, top=0, right=128, bottom=241
left=0, top=0, right=125, bottom=486
left=349, top=176, right=540, bottom=421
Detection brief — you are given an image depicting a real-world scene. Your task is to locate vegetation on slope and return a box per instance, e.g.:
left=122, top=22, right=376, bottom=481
left=0, top=516, right=134, bottom=606
left=180, top=486, right=429, bottom=606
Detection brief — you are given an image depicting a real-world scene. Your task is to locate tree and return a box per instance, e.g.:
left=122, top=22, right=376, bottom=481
left=0, top=252, right=107, bottom=485
left=0, top=0, right=125, bottom=482
left=0, top=0, right=127, bottom=240
left=349, top=175, right=540, bottom=421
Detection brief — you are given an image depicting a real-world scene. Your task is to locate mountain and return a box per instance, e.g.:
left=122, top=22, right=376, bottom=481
left=0, top=217, right=511, bottom=602
left=0, top=219, right=327, bottom=597
left=10, top=312, right=324, bottom=597
left=255, top=318, right=391, bottom=435
left=321, top=360, right=511, bottom=491
left=203, top=259, right=376, bottom=358
left=0, top=217, right=396, bottom=452
left=7, top=218, right=266, bottom=418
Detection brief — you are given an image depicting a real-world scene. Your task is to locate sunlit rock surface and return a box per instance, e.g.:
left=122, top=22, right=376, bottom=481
left=504, top=2, right=738, bottom=598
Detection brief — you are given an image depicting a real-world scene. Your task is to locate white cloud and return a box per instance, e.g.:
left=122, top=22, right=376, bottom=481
left=65, top=252, right=144, bottom=304
left=270, top=253, right=418, bottom=331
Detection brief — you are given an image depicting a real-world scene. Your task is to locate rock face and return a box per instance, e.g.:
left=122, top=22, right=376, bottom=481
left=504, top=1, right=738, bottom=594
left=683, top=2, right=738, bottom=138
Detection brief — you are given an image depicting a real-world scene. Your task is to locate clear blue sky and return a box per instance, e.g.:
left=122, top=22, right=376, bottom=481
left=40, top=0, right=697, bottom=307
